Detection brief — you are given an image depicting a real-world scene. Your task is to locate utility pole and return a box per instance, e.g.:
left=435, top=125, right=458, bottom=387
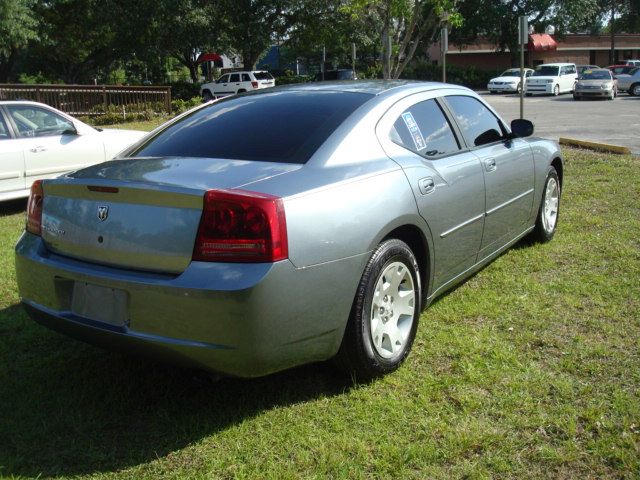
left=322, top=46, right=326, bottom=81
left=610, top=0, right=616, bottom=65
left=441, top=27, right=448, bottom=83
left=519, top=16, right=528, bottom=119
left=352, top=43, right=356, bottom=79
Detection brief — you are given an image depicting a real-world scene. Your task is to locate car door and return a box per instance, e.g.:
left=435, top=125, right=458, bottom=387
left=213, top=74, right=231, bottom=95
left=228, top=73, right=241, bottom=93
left=0, top=108, right=26, bottom=197
left=377, top=93, right=486, bottom=291
left=443, top=95, right=535, bottom=259
left=5, top=104, right=104, bottom=188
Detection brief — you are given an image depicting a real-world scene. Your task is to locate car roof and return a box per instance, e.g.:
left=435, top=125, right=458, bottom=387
left=537, top=63, right=575, bottom=67
left=278, top=79, right=470, bottom=97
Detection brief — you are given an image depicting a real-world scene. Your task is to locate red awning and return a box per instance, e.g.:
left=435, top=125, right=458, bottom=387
left=528, top=34, right=558, bottom=52
left=197, top=53, right=223, bottom=63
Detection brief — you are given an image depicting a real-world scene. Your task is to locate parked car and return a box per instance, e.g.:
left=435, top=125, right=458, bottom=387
left=0, top=101, right=146, bottom=202
left=607, top=65, right=637, bottom=76
left=622, top=59, right=640, bottom=67
left=573, top=68, right=617, bottom=100
left=15, top=81, right=563, bottom=380
left=615, top=67, right=640, bottom=95
left=313, top=69, right=357, bottom=81
left=525, top=63, right=578, bottom=96
left=577, top=64, right=600, bottom=75
left=487, top=68, right=534, bottom=93
left=200, top=71, right=275, bottom=100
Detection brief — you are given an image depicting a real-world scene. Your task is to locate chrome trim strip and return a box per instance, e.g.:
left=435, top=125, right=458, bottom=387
left=0, top=171, right=22, bottom=180
left=440, top=213, right=485, bottom=239
left=486, top=188, right=534, bottom=216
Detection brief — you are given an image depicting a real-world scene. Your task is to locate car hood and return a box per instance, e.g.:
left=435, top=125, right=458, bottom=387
left=68, top=156, right=303, bottom=191
left=489, top=76, right=521, bottom=83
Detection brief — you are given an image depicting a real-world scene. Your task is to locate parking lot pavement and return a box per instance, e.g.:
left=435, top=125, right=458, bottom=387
left=481, top=92, right=640, bottom=154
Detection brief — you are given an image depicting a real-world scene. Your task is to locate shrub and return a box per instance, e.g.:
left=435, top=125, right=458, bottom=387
left=170, top=81, right=202, bottom=100
left=402, top=58, right=494, bottom=89
left=171, top=97, right=203, bottom=114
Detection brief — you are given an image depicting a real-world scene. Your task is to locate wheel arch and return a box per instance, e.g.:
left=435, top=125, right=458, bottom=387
left=551, top=157, right=563, bottom=189
left=381, top=224, right=432, bottom=309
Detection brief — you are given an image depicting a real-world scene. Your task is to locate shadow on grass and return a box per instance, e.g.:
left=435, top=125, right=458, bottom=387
left=0, top=198, right=27, bottom=217
left=0, top=303, right=355, bottom=477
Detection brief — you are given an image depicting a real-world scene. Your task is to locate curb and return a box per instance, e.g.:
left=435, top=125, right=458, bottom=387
left=559, top=137, right=631, bottom=155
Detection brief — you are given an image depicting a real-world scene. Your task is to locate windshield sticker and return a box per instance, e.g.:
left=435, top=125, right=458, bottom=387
left=401, top=112, right=426, bottom=151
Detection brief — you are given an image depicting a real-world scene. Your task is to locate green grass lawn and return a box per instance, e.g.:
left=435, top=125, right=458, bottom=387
left=0, top=148, right=638, bottom=479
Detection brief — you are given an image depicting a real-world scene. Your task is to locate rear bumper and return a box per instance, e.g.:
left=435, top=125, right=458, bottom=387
left=16, top=232, right=367, bottom=377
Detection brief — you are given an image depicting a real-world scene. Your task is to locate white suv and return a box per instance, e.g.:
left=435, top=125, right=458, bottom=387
left=200, top=71, right=275, bottom=100
left=525, top=63, right=578, bottom=96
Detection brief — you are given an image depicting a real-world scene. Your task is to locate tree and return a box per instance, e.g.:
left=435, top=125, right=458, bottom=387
left=344, top=0, right=460, bottom=79
left=0, top=0, right=39, bottom=82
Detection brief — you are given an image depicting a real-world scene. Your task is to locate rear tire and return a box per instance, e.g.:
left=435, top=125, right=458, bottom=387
left=631, top=83, right=640, bottom=96
left=530, top=166, right=560, bottom=243
left=237, top=89, right=247, bottom=94
left=202, top=90, right=214, bottom=102
left=334, top=239, right=421, bottom=380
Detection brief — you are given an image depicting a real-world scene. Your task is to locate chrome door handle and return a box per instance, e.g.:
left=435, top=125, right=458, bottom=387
left=418, top=177, right=435, bottom=195
left=484, top=158, right=496, bottom=172
left=30, top=146, right=47, bottom=153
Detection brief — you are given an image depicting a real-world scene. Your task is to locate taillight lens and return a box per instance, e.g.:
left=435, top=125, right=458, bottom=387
left=26, top=180, right=44, bottom=236
left=251, top=81, right=259, bottom=88
left=193, top=189, right=288, bottom=263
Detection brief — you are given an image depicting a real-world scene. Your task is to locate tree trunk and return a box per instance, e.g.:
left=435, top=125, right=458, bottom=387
left=0, top=48, right=18, bottom=83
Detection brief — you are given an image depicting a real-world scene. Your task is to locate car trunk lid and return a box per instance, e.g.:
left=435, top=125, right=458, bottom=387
left=40, top=157, right=301, bottom=274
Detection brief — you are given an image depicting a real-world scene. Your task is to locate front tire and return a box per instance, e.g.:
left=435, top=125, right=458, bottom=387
left=553, top=84, right=560, bottom=96
left=202, top=90, right=214, bottom=102
left=530, top=166, right=560, bottom=243
left=630, top=83, right=640, bottom=96
left=334, top=239, right=421, bottom=380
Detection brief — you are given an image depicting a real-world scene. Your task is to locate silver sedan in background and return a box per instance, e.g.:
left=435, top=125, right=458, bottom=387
left=573, top=68, right=617, bottom=100
left=15, top=82, right=563, bottom=379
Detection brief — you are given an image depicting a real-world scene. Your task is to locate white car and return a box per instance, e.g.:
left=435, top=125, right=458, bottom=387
left=200, top=71, right=275, bottom=100
left=487, top=68, right=534, bottom=93
left=525, top=63, right=578, bottom=96
left=0, top=101, right=146, bottom=201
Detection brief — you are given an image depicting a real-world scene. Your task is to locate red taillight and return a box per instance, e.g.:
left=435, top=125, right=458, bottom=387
left=193, top=189, right=288, bottom=263
left=251, top=81, right=259, bottom=88
left=26, top=180, right=44, bottom=236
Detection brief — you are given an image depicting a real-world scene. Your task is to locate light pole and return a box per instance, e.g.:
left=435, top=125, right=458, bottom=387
left=441, top=12, right=450, bottom=83
left=518, top=15, right=528, bottom=119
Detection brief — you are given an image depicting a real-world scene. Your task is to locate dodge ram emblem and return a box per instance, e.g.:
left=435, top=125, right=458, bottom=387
left=97, top=205, right=109, bottom=221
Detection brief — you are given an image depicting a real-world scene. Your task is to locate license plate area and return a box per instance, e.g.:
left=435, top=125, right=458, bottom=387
left=71, top=282, right=128, bottom=326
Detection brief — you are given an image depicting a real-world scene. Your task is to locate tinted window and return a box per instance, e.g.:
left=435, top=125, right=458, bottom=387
left=229, top=73, right=240, bottom=82
left=217, top=74, right=229, bottom=83
left=132, top=91, right=371, bottom=164
left=391, top=99, right=459, bottom=158
left=242, top=73, right=251, bottom=81
left=254, top=72, right=273, bottom=80
left=533, top=66, right=559, bottom=76
left=7, top=106, right=74, bottom=138
left=445, top=96, right=506, bottom=148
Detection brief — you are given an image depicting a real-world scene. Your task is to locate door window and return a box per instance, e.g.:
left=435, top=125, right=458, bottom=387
left=229, top=73, right=240, bottom=82
left=242, top=73, right=251, bottom=82
left=217, top=74, right=229, bottom=83
left=445, top=96, right=507, bottom=148
left=7, top=106, right=74, bottom=138
left=390, top=99, right=460, bottom=158
left=0, top=115, right=9, bottom=140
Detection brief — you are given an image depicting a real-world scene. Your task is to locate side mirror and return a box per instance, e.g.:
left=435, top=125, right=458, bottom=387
left=510, top=119, right=534, bottom=138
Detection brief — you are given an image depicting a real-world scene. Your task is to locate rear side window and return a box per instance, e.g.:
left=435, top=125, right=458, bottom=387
left=390, top=99, right=459, bottom=158
left=254, top=72, right=273, bottom=80
left=132, top=91, right=372, bottom=164
left=242, top=73, right=251, bottom=81
left=445, top=95, right=506, bottom=148
left=229, top=73, right=240, bottom=82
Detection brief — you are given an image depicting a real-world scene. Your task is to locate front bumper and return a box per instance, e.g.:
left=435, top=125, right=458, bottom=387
left=487, top=83, right=519, bottom=92
left=574, top=87, right=612, bottom=97
left=525, top=83, right=554, bottom=95
left=16, top=232, right=366, bottom=377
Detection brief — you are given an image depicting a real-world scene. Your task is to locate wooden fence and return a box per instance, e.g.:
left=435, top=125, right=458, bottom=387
left=0, top=84, right=172, bottom=115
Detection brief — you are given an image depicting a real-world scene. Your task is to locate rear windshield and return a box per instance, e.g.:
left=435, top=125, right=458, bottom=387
left=533, top=66, right=559, bottom=76
left=131, top=91, right=371, bottom=164
left=253, top=72, right=273, bottom=80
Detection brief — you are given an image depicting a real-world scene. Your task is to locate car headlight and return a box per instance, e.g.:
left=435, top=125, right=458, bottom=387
left=577, top=82, right=584, bottom=87
left=601, top=83, right=613, bottom=90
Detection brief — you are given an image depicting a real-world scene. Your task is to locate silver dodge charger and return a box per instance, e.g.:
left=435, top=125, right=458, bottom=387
left=15, top=81, right=563, bottom=379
